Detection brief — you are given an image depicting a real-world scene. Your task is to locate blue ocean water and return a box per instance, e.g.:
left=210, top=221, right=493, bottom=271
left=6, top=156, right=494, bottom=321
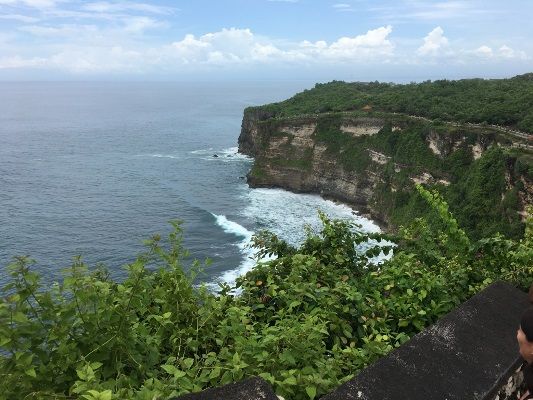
left=0, top=82, right=379, bottom=287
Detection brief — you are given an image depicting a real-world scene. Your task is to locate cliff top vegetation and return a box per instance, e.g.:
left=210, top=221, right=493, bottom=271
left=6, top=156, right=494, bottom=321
left=249, top=74, right=533, bottom=133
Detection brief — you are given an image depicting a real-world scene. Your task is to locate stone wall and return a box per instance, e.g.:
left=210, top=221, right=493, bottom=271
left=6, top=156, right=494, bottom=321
left=175, top=282, right=530, bottom=400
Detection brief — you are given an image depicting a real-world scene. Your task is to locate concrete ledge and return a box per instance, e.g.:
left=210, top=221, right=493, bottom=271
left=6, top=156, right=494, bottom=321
left=323, top=281, right=530, bottom=400
left=172, top=377, right=278, bottom=400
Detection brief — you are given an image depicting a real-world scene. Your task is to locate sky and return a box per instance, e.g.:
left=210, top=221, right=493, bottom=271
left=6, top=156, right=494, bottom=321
left=0, top=0, right=532, bottom=81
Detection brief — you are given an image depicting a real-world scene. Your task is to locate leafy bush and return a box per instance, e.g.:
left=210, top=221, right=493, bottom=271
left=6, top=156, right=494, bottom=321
left=1, top=190, right=532, bottom=399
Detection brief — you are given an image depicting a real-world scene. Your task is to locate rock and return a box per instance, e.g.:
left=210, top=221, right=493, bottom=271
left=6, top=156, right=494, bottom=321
left=172, top=377, right=278, bottom=400
left=322, top=281, right=530, bottom=400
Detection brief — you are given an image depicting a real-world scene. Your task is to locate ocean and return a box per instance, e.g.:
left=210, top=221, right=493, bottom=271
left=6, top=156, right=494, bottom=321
left=0, top=81, right=379, bottom=288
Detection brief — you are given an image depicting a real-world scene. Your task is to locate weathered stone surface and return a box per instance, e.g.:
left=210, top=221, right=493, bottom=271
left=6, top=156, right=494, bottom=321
left=323, top=281, right=530, bottom=400
left=172, top=377, right=278, bottom=400
left=493, top=364, right=526, bottom=400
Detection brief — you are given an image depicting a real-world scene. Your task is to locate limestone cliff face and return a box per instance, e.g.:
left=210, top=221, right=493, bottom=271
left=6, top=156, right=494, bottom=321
left=238, top=108, right=277, bottom=157
left=238, top=111, right=397, bottom=225
left=238, top=109, right=532, bottom=231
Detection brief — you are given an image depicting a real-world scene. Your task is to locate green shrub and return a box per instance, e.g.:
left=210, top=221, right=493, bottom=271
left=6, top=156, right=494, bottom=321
left=1, top=192, right=532, bottom=399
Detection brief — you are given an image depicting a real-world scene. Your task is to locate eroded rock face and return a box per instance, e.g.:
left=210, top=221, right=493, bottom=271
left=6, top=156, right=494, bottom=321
left=237, top=109, right=531, bottom=229
left=238, top=112, right=391, bottom=225
left=238, top=108, right=277, bottom=156
left=339, top=117, right=384, bottom=137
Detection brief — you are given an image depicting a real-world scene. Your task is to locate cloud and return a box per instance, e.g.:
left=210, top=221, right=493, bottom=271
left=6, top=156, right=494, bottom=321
left=0, top=55, right=46, bottom=68
left=471, top=44, right=528, bottom=60
left=0, top=26, right=396, bottom=74
left=0, top=0, right=63, bottom=9
left=122, top=16, right=166, bottom=33
left=325, top=26, right=394, bottom=59
left=164, top=26, right=394, bottom=67
left=474, top=45, right=493, bottom=58
left=81, top=1, right=174, bottom=15
left=48, top=46, right=143, bottom=72
left=417, top=26, right=449, bottom=55
left=0, top=13, right=40, bottom=22
left=1, top=23, right=530, bottom=75
left=370, top=1, right=497, bottom=25
left=19, top=24, right=99, bottom=37
left=18, top=16, right=164, bottom=38
left=498, top=45, right=514, bottom=58
left=407, top=1, right=471, bottom=20
left=333, top=3, right=354, bottom=12
left=497, top=45, right=527, bottom=60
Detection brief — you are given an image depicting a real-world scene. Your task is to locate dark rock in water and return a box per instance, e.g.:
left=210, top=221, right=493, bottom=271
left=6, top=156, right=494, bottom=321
left=213, top=154, right=219, bottom=158
left=226, top=154, right=232, bottom=157
left=239, top=176, right=245, bottom=179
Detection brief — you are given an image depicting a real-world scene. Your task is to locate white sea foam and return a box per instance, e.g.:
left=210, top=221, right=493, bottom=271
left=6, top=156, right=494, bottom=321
left=136, top=154, right=181, bottom=159
left=212, top=213, right=253, bottom=243
left=190, top=148, right=213, bottom=155
left=243, top=187, right=380, bottom=246
left=208, top=213, right=259, bottom=290
left=208, top=188, right=389, bottom=290
left=219, top=147, right=253, bottom=161
left=190, top=147, right=253, bottom=162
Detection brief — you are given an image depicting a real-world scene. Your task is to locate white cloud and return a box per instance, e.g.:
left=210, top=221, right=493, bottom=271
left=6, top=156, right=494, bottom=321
left=499, top=45, right=514, bottom=58
left=417, top=26, right=449, bottom=55
left=470, top=44, right=528, bottom=60
left=47, top=46, right=143, bottom=72
left=0, top=26, right=395, bottom=73
left=474, top=45, right=493, bottom=58
left=122, top=16, right=166, bottom=33
left=0, top=13, right=40, bottom=22
left=18, top=16, right=164, bottom=38
left=408, top=1, right=470, bottom=20
left=371, top=1, right=492, bottom=23
left=497, top=45, right=527, bottom=60
left=164, top=26, right=394, bottom=67
left=1, top=24, right=530, bottom=75
left=82, top=1, right=174, bottom=15
left=325, top=26, right=394, bottom=59
left=333, top=3, right=354, bottom=12
left=0, top=0, right=63, bottom=9
left=19, top=24, right=99, bottom=37
left=0, top=55, right=46, bottom=68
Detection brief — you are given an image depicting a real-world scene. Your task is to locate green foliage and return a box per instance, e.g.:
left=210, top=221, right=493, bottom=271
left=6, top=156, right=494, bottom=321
left=1, top=203, right=532, bottom=399
left=249, top=163, right=267, bottom=180
left=247, top=79, right=531, bottom=241
left=251, top=75, right=533, bottom=133
left=443, top=146, right=525, bottom=240
left=367, top=142, right=526, bottom=240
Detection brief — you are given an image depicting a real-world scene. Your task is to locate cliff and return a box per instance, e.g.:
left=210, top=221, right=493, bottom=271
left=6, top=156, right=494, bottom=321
left=238, top=107, right=532, bottom=239
left=239, top=113, right=391, bottom=224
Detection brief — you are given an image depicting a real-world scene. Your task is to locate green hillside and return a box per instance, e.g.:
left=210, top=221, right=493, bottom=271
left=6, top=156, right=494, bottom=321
left=254, top=74, right=533, bottom=133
